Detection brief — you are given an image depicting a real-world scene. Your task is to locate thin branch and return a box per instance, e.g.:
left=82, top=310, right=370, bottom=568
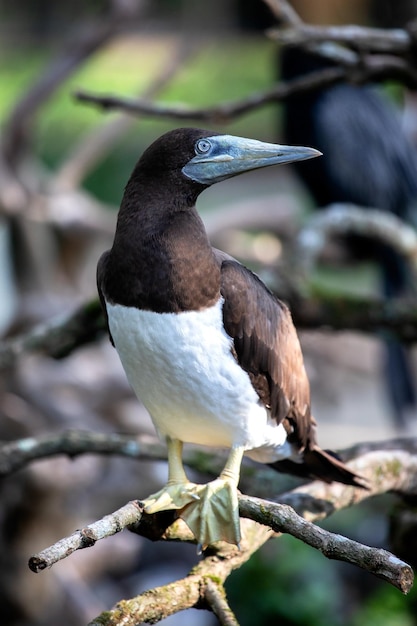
left=26, top=440, right=417, bottom=624
left=263, top=0, right=303, bottom=27
left=0, top=430, right=169, bottom=477
left=205, top=579, right=240, bottom=626
left=75, top=50, right=417, bottom=124
left=269, top=23, right=412, bottom=54
left=278, top=448, right=417, bottom=522
left=238, top=495, right=414, bottom=594
left=88, top=570, right=204, bottom=625
left=73, top=67, right=347, bottom=123
left=28, top=500, right=144, bottom=573
left=264, top=0, right=417, bottom=86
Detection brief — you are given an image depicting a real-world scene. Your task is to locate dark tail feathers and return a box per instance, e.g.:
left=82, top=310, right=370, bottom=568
left=269, top=446, right=368, bottom=489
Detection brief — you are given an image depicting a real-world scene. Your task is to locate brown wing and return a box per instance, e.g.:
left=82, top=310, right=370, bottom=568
left=218, top=252, right=312, bottom=450
left=218, top=253, right=368, bottom=488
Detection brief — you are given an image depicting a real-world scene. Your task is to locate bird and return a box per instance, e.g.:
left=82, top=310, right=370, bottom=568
left=97, top=127, right=366, bottom=550
left=280, top=46, right=417, bottom=425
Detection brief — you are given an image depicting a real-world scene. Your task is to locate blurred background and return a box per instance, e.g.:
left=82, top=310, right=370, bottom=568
left=1, top=0, right=417, bottom=624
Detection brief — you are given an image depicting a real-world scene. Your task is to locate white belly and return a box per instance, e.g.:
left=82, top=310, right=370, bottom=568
left=106, top=298, right=290, bottom=460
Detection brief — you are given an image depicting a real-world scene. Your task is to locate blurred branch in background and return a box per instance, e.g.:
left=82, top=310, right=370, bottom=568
left=74, top=50, right=417, bottom=122
left=74, top=0, right=417, bottom=123
left=74, top=67, right=347, bottom=124
left=3, top=198, right=417, bottom=373
left=265, top=0, right=413, bottom=52
left=297, top=203, right=417, bottom=278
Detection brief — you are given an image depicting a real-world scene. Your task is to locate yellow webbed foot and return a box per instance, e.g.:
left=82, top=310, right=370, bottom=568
left=180, top=478, right=241, bottom=550
left=142, top=478, right=241, bottom=550
left=142, top=481, right=201, bottom=514
left=142, top=441, right=244, bottom=550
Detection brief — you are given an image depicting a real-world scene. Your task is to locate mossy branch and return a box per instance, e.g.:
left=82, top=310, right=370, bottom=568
left=23, top=434, right=416, bottom=624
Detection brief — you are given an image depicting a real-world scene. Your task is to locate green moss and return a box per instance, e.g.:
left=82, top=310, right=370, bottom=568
left=385, top=459, right=403, bottom=478
left=205, top=574, right=223, bottom=585
left=88, top=611, right=113, bottom=625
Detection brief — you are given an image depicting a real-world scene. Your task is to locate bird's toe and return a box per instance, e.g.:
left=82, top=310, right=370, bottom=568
left=143, top=482, right=200, bottom=514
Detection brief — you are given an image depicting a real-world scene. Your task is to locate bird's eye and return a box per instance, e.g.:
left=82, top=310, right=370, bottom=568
left=195, top=139, right=211, bottom=154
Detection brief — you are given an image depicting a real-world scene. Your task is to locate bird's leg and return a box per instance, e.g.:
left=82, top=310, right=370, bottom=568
left=142, top=437, right=199, bottom=513
left=143, top=440, right=245, bottom=550
left=179, top=446, right=245, bottom=550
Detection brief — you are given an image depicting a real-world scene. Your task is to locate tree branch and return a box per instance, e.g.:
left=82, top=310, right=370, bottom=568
left=238, top=496, right=413, bottom=593
left=278, top=448, right=417, bottom=522
left=263, top=0, right=303, bottom=28
left=3, top=277, right=417, bottom=376
left=28, top=500, right=144, bottom=573
left=36, top=518, right=272, bottom=625
left=88, top=570, right=204, bottom=625
left=298, top=203, right=417, bottom=273
left=205, top=579, right=240, bottom=626
left=0, top=299, right=105, bottom=369
left=269, top=23, right=412, bottom=54
left=0, top=430, right=169, bottom=477
left=27, top=489, right=414, bottom=624
left=27, top=443, right=416, bottom=586
left=264, top=0, right=414, bottom=54
left=75, top=52, right=417, bottom=125
left=74, top=3, right=417, bottom=127
left=74, top=66, right=347, bottom=124
left=21, top=433, right=416, bottom=623
left=3, top=428, right=416, bottom=492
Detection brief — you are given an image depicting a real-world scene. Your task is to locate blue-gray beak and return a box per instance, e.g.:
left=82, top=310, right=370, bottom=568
left=182, top=134, right=321, bottom=185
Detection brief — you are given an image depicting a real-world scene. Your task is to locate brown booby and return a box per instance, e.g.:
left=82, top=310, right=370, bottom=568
left=97, top=128, right=366, bottom=550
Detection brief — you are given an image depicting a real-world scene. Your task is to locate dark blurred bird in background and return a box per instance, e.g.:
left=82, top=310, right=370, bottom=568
left=280, top=45, right=417, bottom=426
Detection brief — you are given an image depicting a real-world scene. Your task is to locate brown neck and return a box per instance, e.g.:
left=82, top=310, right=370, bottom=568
left=103, top=184, right=221, bottom=313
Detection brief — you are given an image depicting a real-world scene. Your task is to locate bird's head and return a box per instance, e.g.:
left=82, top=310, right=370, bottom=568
left=181, top=128, right=321, bottom=185
left=135, top=127, right=321, bottom=191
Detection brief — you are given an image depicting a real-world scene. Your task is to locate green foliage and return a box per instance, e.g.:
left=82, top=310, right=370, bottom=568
left=352, top=586, right=416, bottom=626
left=226, top=536, right=345, bottom=626
left=226, top=530, right=417, bottom=626
left=0, top=36, right=277, bottom=204
left=0, top=46, right=47, bottom=118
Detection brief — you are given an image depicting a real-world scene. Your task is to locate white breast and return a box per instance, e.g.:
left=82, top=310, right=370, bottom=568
left=106, top=298, right=290, bottom=460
